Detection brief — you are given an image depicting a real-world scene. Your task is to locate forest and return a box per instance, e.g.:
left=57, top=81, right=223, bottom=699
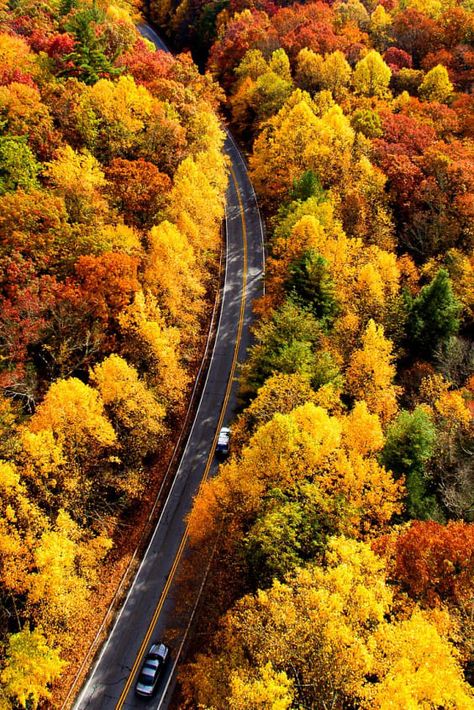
left=0, top=0, right=473, bottom=706
left=0, top=0, right=227, bottom=706
left=148, top=0, right=474, bottom=707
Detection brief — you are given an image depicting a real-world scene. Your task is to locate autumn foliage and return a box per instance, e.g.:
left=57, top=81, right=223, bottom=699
left=0, top=0, right=227, bottom=705
left=144, top=0, right=474, bottom=705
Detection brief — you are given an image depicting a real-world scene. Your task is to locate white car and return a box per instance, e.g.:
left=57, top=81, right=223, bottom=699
left=135, top=642, right=169, bottom=698
left=216, top=426, right=231, bottom=457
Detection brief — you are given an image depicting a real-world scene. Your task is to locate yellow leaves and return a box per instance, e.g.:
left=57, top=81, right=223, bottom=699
left=192, top=532, right=472, bottom=708
left=144, top=220, right=204, bottom=328
left=326, top=453, right=404, bottom=534
left=21, top=430, right=65, bottom=482
left=27, top=510, right=112, bottom=642
left=119, top=290, right=189, bottom=405
left=250, top=96, right=320, bottom=203
left=187, top=457, right=265, bottom=547
left=168, top=151, right=226, bottom=254
left=89, top=75, right=152, bottom=134
left=244, top=403, right=341, bottom=488
left=434, top=389, right=471, bottom=429
left=106, top=4, right=134, bottom=24
left=342, top=401, right=384, bottom=455
left=364, top=610, right=474, bottom=709
left=346, top=319, right=399, bottom=424
left=222, top=537, right=392, bottom=705
left=419, top=64, right=454, bottom=103
left=0, top=33, right=34, bottom=75
left=20, top=378, right=116, bottom=506
left=27, top=378, right=116, bottom=453
left=186, top=109, right=226, bottom=158
left=354, top=247, right=400, bottom=321
left=44, top=145, right=108, bottom=223
left=1, top=627, right=66, bottom=710
left=97, top=223, right=143, bottom=257
left=285, top=212, right=400, bottom=334
left=353, top=50, right=392, bottom=98
left=229, top=663, right=294, bottom=710
left=91, top=354, right=166, bottom=457
left=0, top=459, right=19, bottom=492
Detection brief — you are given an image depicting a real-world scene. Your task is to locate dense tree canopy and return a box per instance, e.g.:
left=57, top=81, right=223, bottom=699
left=0, top=0, right=228, bottom=704
left=145, top=0, right=474, bottom=705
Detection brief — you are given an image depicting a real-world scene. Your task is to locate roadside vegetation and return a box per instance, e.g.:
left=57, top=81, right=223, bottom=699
left=0, top=1, right=227, bottom=705
left=148, top=0, right=474, bottom=706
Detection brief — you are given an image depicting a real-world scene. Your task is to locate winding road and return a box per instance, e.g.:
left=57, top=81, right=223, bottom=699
left=73, top=23, right=264, bottom=710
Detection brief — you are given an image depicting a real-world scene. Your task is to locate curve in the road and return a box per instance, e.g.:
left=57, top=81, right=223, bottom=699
left=113, top=162, right=249, bottom=709
left=73, top=24, right=264, bottom=710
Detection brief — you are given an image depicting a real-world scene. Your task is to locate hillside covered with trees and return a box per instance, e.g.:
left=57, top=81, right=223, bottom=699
left=147, top=0, right=474, bottom=707
left=0, top=0, right=473, bottom=706
left=0, top=0, right=227, bottom=706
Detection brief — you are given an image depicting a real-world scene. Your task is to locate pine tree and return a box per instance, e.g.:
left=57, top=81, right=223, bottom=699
left=405, top=269, right=460, bottom=359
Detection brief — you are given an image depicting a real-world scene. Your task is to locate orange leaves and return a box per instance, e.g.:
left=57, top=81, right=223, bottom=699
left=393, top=520, right=474, bottom=607
left=73, top=252, right=140, bottom=323
left=104, top=158, right=171, bottom=228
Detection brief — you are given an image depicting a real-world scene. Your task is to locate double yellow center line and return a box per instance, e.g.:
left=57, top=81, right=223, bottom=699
left=115, top=163, right=248, bottom=708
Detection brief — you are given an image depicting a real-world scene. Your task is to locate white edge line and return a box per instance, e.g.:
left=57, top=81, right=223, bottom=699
left=74, top=28, right=232, bottom=710
left=64, top=224, right=223, bottom=710
left=74, top=169, right=230, bottom=709
left=224, top=129, right=266, bottom=297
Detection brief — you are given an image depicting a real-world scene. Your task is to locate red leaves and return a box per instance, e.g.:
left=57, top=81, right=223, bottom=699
left=117, top=39, right=175, bottom=88
left=383, top=47, right=413, bottom=72
left=394, top=520, right=474, bottom=607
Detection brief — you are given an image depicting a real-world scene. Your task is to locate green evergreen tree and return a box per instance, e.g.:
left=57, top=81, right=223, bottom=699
left=240, top=300, right=321, bottom=399
left=405, top=269, right=460, bottom=359
left=382, top=407, right=441, bottom=520
left=289, top=170, right=325, bottom=203
left=64, top=6, right=120, bottom=85
left=285, top=250, right=339, bottom=327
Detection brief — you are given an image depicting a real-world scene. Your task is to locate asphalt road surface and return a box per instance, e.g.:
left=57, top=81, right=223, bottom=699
left=73, top=24, right=264, bottom=710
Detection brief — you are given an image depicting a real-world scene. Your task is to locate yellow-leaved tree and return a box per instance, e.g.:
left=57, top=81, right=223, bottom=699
left=144, top=220, right=204, bottom=330
left=363, top=610, right=474, bottom=708
left=119, top=290, right=189, bottom=406
left=188, top=402, right=403, bottom=551
left=228, top=662, right=294, bottom=710
left=1, top=627, right=66, bottom=710
left=0, top=461, right=46, bottom=598
left=167, top=150, right=226, bottom=255
left=21, top=378, right=116, bottom=508
left=91, top=354, right=166, bottom=461
left=44, top=145, right=108, bottom=224
left=26, top=510, right=111, bottom=645
left=182, top=537, right=473, bottom=709
left=88, top=75, right=152, bottom=157
left=346, top=319, right=400, bottom=424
